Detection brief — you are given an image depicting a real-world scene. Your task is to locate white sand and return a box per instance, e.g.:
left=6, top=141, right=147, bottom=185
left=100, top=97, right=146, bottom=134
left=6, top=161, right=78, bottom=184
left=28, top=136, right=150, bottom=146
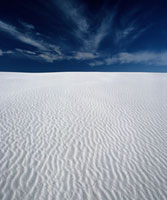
left=0, top=72, right=167, bottom=200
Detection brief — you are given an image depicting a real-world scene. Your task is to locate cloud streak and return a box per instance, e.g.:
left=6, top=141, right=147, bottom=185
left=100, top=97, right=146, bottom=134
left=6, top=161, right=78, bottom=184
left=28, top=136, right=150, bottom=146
left=0, top=49, right=14, bottom=56
left=83, top=14, right=116, bottom=52
left=54, top=1, right=149, bottom=57
left=55, top=0, right=89, bottom=33
left=0, top=21, right=46, bottom=50
left=21, top=21, right=35, bottom=30
left=0, top=49, right=3, bottom=56
left=0, top=20, right=62, bottom=54
left=0, top=20, right=65, bottom=62
left=55, top=0, right=116, bottom=53
left=74, top=52, right=98, bottom=60
left=0, top=2, right=155, bottom=66
left=89, top=51, right=167, bottom=66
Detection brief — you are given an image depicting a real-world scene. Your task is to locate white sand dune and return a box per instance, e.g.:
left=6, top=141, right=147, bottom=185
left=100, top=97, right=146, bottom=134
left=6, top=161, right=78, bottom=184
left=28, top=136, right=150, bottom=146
left=0, top=72, right=167, bottom=200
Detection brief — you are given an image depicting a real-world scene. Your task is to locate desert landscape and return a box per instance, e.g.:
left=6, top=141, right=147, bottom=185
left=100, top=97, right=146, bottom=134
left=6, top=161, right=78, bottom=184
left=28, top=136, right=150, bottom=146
left=0, top=72, right=167, bottom=200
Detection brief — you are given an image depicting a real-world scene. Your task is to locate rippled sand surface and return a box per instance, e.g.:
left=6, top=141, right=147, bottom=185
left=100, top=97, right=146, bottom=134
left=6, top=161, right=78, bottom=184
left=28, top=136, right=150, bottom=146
left=0, top=72, right=167, bottom=200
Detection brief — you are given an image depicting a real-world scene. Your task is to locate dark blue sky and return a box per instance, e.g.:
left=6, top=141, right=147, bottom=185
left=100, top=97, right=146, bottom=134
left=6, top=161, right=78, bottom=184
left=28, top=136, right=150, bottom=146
left=0, top=0, right=167, bottom=72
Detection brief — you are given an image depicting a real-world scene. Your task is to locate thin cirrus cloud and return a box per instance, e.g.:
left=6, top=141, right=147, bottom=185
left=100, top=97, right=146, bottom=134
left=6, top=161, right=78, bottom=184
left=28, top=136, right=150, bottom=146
left=54, top=0, right=115, bottom=53
left=74, top=52, right=98, bottom=60
left=0, top=20, right=66, bottom=62
left=0, top=49, right=3, bottom=56
left=89, top=51, right=167, bottom=66
left=0, top=1, right=157, bottom=66
left=83, top=14, right=116, bottom=52
left=20, top=21, right=35, bottom=31
left=54, top=0, right=150, bottom=60
left=54, top=0, right=89, bottom=34
left=0, top=49, right=13, bottom=56
left=0, top=17, right=107, bottom=63
left=0, top=17, right=100, bottom=63
left=15, top=48, right=64, bottom=63
left=0, top=20, right=62, bottom=55
left=0, top=20, right=46, bottom=50
left=113, top=6, right=151, bottom=48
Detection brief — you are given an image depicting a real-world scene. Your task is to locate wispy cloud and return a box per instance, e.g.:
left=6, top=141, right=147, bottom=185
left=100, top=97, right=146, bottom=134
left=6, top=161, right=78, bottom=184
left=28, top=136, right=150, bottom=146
left=54, top=1, right=148, bottom=55
left=37, top=51, right=98, bottom=63
left=38, top=53, right=64, bottom=63
left=55, top=0, right=116, bottom=53
left=115, top=25, right=149, bottom=49
left=0, top=8, right=113, bottom=63
left=0, top=20, right=62, bottom=54
left=0, top=2, right=154, bottom=66
left=0, top=20, right=46, bottom=50
left=0, top=49, right=3, bottom=56
left=113, top=7, right=151, bottom=50
left=74, top=52, right=98, bottom=60
left=111, top=52, right=167, bottom=65
left=0, top=20, right=65, bottom=62
left=115, top=26, right=135, bottom=44
left=83, top=14, right=116, bottom=52
left=89, top=51, right=167, bottom=66
left=89, top=60, right=104, bottom=67
left=15, top=48, right=36, bottom=55
left=0, top=49, right=14, bottom=56
left=21, top=21, right=35, bottom=30
left=54, top=0, right=89, bottom=34
left=14, top=48, right=64, bottom=63
left=0, top=21, right=17, bottom=34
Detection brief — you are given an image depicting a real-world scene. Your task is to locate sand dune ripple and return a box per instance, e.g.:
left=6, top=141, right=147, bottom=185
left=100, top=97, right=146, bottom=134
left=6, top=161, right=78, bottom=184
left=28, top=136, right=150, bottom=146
left=0, top=72, right=167, bottom=200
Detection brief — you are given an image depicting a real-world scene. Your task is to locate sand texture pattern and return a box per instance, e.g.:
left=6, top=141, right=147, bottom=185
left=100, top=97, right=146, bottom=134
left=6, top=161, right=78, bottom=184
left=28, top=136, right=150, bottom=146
left=0, top=72, right=167, bottom=200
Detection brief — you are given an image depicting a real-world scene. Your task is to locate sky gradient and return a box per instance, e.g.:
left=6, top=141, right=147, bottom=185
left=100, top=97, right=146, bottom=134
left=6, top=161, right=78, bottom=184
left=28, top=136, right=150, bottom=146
left=0, top=0, right=167, bottom=72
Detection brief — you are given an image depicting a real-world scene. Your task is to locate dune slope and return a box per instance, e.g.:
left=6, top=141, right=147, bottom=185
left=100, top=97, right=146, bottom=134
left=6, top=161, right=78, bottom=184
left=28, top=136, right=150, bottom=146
left=0, top=72, right=167, bottom=200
